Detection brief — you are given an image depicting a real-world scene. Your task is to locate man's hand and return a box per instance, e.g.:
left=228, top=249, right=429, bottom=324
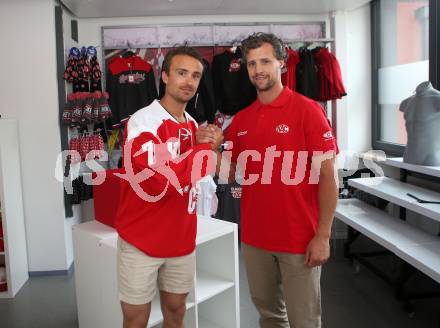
left=210, top=125, right=224, bottom=151
left=196, top=125, right=224, bottom=151
left=304, top=234, right=330, bottom=268
left=196, top=125, right=216, bottom=145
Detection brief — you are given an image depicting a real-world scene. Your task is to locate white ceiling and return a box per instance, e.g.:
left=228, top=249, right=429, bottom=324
left=61, top=0, right=372, bottom=18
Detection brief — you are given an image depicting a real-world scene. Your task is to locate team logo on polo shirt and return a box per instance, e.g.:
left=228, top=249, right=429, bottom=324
left=229, top=59, right=241, bottom=72
left=275, top=124, right=290, bottom=134
left=323, top=131, right=333, bottom=140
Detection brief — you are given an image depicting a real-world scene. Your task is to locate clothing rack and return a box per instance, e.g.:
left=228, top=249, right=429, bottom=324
left=101, top=21, right=332, bottom=51
left=103, top=38, right=334, bottom=51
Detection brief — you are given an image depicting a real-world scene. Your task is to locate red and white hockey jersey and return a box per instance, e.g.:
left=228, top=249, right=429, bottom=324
left=115, top=100, right=212, bottom=257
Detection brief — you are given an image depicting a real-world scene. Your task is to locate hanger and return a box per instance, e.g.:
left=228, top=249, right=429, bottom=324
left=230, top=39, right=240, bottom=53
left=122, top=49, right=135, bottom=58
left=121, top=41, right=136, bottom=58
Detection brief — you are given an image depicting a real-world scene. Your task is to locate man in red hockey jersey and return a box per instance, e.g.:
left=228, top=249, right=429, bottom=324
left=115, top=47, right=223, bottom=328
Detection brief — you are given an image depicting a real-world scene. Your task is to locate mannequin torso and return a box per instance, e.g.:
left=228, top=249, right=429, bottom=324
left=400, top=81, right=440, bottom=166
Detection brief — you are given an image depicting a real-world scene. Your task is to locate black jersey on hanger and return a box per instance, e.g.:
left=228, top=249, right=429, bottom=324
left=212, top=49, right=256, bottom=115
left=295, top=48, right=319, bottom=100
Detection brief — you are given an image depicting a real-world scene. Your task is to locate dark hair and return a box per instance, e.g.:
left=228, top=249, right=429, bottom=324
left=241, top=32, right=286, bottom=62
left=162, top=46, right=204, bottom=74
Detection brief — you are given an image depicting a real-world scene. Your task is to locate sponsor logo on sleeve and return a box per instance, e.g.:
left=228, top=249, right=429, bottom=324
left=323, top=131, right=333, bottom=140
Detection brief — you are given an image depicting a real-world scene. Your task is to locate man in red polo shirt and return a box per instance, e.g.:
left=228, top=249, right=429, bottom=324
left=226, top=33, right=338, bottom=328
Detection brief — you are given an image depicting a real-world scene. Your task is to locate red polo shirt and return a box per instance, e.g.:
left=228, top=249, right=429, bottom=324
left=226, top=87, right=337, bottom=253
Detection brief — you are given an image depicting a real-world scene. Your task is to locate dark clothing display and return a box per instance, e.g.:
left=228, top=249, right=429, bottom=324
left=295, top=47, right=319, bottom=99
left=215, top=181, right=241, bottom=226
left=89, top=55, right=103, bottom=92
left=64, top=46, right=102, bottom=93
left=295, top=47, right=346, bottom=102
left=212, top=49, right=256, bottom=115
left=159, top=59, right=216, bottom=123
left=62, top=91, right=112, bottom=127
left=313, top=47, right=346, bottom=101
left=71, top=176, right=93, bottom=205
left=106, top=54, right=158, bottom=127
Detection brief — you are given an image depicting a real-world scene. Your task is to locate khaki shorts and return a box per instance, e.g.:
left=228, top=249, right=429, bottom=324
left=117, top=237, right=196, bottom=305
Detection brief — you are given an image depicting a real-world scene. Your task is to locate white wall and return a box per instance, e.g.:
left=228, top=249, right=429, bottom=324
left=346, top=4, right=372, bottom=152
left=0, top=0, right=71, bottom=272
left=333, top=3, right=372, bottom=168
left=61, top=6, right=83, bottom=269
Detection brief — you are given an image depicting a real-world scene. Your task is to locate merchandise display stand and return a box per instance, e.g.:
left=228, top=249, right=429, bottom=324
left=73, top=217, right=239, bottom=327
left=0, top=119, right=29, bottom=298
left=336, top=157, right=440, bottom=317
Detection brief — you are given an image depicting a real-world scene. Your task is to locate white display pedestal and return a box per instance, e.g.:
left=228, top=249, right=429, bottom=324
left=0, top=119, right=29, bottom=298
left=73, top=217, right=239, bottom=327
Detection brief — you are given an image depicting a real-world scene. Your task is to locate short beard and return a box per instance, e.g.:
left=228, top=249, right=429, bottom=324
left=253, top=78, right=276, bottom=92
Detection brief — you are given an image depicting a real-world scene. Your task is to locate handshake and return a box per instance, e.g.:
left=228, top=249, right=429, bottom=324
left=196, top=124, right=224, bottom=151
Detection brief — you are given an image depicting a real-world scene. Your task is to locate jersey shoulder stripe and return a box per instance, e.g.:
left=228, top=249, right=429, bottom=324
left=127, top=100, right=170, bottom=141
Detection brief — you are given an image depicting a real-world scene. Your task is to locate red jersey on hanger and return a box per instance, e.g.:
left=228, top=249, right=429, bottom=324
left=281, top=48, right=300, bottom=90
left=313, top=47, right=347, bottom=101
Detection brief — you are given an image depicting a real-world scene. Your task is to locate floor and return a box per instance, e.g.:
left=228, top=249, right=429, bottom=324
left=0, top=246, right=438, bottom=328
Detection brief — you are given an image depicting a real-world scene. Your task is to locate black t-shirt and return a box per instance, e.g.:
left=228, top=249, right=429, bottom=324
left=215, top=181, right=241, bottom=226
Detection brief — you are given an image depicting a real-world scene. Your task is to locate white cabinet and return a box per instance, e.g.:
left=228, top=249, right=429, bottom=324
left=0, top=119, right=29, bottom=298
left=73, top=217, right=239, bottom=328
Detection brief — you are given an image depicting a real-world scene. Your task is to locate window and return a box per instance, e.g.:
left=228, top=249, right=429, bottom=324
left=372, top=0, right=434, bottom=155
